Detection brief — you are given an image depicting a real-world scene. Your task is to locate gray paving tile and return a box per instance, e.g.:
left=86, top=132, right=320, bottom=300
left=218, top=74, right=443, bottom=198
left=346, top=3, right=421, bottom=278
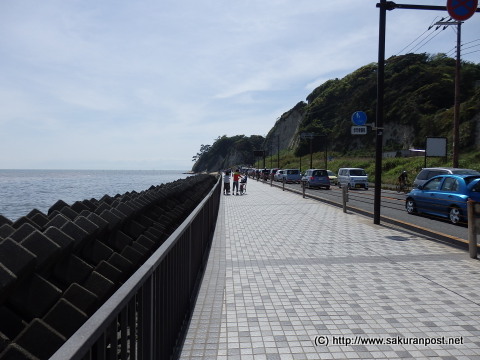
left=180, top=180, right=480, bottom=359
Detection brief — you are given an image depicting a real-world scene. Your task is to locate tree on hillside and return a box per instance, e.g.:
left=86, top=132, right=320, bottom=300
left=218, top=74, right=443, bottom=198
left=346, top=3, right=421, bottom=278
left=192, top=144, right=211, bottom=162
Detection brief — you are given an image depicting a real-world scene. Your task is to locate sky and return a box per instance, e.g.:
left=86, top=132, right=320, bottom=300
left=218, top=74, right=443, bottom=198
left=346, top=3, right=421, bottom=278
left=0, top=1, right=479, bottom=170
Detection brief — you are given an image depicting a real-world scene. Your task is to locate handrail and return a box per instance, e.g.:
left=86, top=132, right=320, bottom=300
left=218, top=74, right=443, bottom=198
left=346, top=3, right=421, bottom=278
left=50, top=176, right=221, bottom=360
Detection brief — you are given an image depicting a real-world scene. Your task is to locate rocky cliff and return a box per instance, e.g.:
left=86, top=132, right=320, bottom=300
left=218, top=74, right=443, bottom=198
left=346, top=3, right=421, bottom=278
left=264, top=102, right=306, bottom=151
left=192, top=53, right=480, bottom=171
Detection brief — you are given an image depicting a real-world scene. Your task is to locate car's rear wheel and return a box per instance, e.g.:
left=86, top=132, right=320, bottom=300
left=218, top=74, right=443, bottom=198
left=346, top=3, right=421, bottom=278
left=449, top=206, right=461, bottom=225
left=405, top=198, right=416, bottom=214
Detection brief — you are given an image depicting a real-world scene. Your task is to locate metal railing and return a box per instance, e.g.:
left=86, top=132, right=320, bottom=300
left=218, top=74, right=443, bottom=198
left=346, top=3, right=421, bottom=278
left=50, top=177, right=221, bottom=360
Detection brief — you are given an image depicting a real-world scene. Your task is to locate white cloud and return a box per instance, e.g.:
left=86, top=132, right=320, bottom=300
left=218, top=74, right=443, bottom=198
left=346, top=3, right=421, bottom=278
left=0, top=0, right=478, bottom=170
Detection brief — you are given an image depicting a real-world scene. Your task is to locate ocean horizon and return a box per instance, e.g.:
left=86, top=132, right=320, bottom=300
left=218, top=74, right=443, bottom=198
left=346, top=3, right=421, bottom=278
left=0, top=169, right=192, bottom=221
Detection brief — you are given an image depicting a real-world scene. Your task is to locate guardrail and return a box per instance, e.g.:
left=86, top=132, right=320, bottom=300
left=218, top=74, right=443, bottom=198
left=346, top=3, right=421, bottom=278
left=49, top=177, right=221, bottom=360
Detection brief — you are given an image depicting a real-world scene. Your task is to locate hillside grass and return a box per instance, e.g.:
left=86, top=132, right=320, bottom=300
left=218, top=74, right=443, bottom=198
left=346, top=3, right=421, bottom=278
left=255, top=149, right=480, bottom=186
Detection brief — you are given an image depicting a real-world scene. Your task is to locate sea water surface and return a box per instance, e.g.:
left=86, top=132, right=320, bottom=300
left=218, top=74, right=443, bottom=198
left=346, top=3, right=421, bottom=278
left=0, top=169, right=191, bottom=221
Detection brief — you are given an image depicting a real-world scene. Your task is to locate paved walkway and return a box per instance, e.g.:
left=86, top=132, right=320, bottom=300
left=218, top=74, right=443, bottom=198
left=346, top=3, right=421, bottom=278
left=179, top=179, right=480, bottom=359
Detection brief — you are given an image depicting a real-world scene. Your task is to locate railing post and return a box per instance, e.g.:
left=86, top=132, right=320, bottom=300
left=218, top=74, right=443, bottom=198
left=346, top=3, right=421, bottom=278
left=141, top=279, right=154, bottom=360
left=342, top=185, right=349, bottom=213
left=302, top=181, right=306, bottom=199
left=468, top=199, right=478, bottom=259
left=282, top=177, right=285, bottom=191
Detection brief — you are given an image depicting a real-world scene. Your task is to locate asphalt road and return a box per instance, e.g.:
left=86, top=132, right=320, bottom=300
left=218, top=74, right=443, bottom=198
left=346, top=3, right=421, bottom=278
left=257, top=178, right=470, bottom=247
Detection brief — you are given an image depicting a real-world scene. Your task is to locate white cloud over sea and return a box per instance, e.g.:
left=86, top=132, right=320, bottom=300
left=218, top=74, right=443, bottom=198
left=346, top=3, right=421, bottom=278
left=0, top=0, right=479, bottom=170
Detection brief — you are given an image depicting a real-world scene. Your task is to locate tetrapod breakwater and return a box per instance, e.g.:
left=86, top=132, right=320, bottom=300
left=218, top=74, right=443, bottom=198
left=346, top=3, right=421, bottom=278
left=0, top=174, right=217, bottom=359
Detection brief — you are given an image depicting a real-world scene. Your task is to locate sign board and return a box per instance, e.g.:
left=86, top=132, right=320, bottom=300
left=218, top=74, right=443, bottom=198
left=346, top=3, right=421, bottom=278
left=425, top=137, right=447, bottom=157
left=447, top=0, right=478, bottom=21
left=351, top=126, right=367, bottom=135
left=351, top=111, right=367, bottom=126
left=300, top=132, right=315, bottom=139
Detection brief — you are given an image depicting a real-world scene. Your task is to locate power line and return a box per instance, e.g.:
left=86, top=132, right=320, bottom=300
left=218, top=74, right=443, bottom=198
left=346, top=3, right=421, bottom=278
left=394, top=16, right=467, bottom=56
left=409, top=29, right=445, bottom=53
left=463, top=49, right=480, bottom=56
left=463, top=38, right=480, bottom=46
left=394, top=16, right=444, bottom=55
left=395, top=28, right=432, bottom=55
left=462, top=44, right=480, bottom=52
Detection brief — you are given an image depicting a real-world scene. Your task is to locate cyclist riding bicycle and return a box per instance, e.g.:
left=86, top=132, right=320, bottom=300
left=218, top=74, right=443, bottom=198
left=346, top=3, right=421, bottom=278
left=397, top=170, right=409, bottom=193
left=398, top=170, right=408, bottom=186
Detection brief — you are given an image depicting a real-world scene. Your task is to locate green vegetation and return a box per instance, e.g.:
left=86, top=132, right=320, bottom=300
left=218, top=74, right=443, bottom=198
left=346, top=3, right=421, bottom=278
left=192, top=53, right=480, bottom=174
left=293, top=53, right=480, bottom=156
left=191, top=135, right=265, bottom=173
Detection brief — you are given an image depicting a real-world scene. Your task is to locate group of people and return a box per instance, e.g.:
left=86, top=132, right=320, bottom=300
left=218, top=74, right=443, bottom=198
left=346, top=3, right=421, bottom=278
left=223, top=168, right=247, bottom=195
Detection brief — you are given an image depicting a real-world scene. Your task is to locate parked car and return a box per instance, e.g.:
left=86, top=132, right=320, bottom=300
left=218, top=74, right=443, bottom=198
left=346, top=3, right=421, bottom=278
left=337, top=168, right=368, bottom=190
left=301, top=169, right=330, bottom=189
left=260, top=169, right=270, bottom=180
left=283, top=169, right=302, bottom=183
left=412, top=167, right=480, bottom=188
left=269, top=168, right=279, bottom=180
left=274, top=169, right=284, bottom=182
left=327, top=170, right=338, bottom=185
left=405, top=174, right=480, bottom=224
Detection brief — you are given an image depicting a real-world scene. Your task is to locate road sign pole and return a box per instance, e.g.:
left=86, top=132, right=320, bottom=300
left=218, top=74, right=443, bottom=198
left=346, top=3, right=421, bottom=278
left=374, top=0, right=387, bottom=225
left=310, top=138, right=313, bottom=169
left=453, top=21, right=461, bottom=167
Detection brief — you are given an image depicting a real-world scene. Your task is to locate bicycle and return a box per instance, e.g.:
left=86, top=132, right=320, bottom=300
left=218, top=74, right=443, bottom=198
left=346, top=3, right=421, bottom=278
left=395, top=180, right=410, bottom=193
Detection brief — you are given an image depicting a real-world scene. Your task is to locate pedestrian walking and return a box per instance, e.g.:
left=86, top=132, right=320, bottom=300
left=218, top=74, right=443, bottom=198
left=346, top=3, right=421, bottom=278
left=232, top=169, right=241, bottom=195
left=223, top=170, right=231, bottom=195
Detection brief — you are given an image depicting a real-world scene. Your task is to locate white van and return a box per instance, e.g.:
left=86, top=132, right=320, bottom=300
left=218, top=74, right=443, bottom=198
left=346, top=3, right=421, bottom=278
left=337, top=168, right=369, bottom=190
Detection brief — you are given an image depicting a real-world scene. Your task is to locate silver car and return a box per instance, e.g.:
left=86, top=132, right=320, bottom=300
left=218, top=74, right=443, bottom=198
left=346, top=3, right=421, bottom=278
left=282, top=169, right=302, bottom=183
left=274, top=169, right=284, bottom=182
left=413, top=167, right=480, bottom=188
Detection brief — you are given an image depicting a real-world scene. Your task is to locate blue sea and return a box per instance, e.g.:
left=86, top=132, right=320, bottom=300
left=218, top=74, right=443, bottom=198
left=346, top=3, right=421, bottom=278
left=0, top=169, right=191, bottom=221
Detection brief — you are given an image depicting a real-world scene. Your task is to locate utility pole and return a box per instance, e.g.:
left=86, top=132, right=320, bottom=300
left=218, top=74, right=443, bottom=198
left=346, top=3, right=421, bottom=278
left=300, top=132, right=315, bottom=169
left=323, top=136, right=328, bottom=169
left=435, top=19, right=462, bottom=167
left=270, top=144, right=273, bottom=168
left=309, top=138, right=313, bottom=169
left=277, top=135, right=280, bottom=168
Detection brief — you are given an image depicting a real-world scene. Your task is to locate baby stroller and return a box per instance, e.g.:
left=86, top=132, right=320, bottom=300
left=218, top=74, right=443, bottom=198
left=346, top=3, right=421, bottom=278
left=240, top=176, right=247, bottom=195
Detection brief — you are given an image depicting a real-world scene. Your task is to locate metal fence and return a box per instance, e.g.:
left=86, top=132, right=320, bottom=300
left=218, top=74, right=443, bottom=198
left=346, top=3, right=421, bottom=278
left=50, top=177, right=221, bottom=360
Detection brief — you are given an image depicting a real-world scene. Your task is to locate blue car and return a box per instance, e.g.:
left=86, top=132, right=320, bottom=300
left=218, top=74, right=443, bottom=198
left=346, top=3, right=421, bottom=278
left=301, top=169, right=330, bottom=189
left=405, top=174, right=480, bottom=224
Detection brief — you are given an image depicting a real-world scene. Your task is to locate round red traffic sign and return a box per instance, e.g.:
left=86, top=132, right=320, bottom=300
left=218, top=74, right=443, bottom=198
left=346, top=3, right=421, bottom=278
left=446, top=0, right=478, bottom=21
